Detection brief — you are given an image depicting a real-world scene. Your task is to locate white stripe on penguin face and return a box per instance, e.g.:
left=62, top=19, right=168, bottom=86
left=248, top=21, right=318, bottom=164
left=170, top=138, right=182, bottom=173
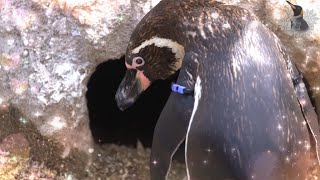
left=131, top=36, right=185, bottom=71
left=185, top=76, right=202, bottom=180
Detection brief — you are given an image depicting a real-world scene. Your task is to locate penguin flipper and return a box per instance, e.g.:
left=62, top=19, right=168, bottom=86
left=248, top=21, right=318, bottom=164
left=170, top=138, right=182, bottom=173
left=150, top=93, right=193, bottom=180
left=301, top=19, right=309, bottom=31
left=185, top=93, right=236, bottom=180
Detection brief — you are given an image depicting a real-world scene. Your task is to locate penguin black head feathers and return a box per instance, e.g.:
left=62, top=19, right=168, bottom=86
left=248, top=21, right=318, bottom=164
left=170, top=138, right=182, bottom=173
left=115, top=8, right=189, bottom=109
left=115, top=34, right=185, bottom=110
left=286, top=1, right=303, bottom=16
left=115, top=0, right=236, bottom=110
left=126, top=37, right=185, bottom=82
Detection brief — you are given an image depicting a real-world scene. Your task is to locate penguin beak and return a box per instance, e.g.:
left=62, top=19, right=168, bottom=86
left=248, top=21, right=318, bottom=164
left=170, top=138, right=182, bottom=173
left=115, top=69, right=150, bottom=111
left=286, top=1, right=296, bottom=9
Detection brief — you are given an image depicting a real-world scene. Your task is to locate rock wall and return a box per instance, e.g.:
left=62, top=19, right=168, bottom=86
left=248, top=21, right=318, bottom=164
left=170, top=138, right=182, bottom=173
left=0, top=0, right=161, bottom=158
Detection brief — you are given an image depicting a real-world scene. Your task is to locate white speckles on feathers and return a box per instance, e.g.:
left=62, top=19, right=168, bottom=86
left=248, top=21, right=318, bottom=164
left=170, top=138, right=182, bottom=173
left=185, top=69, right=194, bottom=83
left=231, top=21, right=271, bottom=78
left=222, top=22, right=231, bottom=29
left=186, top=31, right=197, bottom=38
left=211, top=12, right=219, bottom=19
left=200, top=28, right=207, bottom=39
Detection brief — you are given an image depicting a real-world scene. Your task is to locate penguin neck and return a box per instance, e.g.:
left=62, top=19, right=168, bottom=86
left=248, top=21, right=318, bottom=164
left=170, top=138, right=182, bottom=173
left=175, top=51, right=199, bottom=90
left=293, top=14, right=303, bottom=19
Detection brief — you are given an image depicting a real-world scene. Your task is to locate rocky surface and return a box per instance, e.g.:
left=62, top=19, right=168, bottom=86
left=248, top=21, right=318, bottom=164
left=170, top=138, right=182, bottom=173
left=0, top=0, right=319, bottom=179
left=0, top=106, right=186, bottom=180
left=0, top=0, right=164, bottom=157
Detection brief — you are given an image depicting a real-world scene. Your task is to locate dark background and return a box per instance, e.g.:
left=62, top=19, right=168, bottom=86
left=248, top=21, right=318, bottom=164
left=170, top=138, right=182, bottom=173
left=86, top=56, right=178, bottom=147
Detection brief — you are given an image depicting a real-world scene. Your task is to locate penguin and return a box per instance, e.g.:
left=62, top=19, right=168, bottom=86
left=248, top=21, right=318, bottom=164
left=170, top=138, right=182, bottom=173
left=286, top=1, right=309, bottom=31
left=115, top=0, right=317, bottom=179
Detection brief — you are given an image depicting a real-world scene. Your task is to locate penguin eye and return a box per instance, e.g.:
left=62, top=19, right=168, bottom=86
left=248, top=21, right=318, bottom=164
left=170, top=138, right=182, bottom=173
left=132, top=57, right=145, bottom=67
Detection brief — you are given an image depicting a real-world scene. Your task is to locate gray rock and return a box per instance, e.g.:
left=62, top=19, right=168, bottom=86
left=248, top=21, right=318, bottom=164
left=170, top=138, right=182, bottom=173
left=0, top=0, right=161, bottom=160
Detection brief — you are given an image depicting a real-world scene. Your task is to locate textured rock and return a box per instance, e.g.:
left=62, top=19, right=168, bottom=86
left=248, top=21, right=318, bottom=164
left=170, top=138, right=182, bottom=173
left=0, top=133, right=30, bottom=179
left=0, top=0, right=162, bottom=178
left=0, top=0, right=161, bottom=158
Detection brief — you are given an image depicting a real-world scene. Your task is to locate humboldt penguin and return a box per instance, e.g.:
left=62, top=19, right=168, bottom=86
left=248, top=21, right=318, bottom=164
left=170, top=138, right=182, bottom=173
left=115, top=0, right=317, bottom=179
left=286, top=1, right=309, bottom=31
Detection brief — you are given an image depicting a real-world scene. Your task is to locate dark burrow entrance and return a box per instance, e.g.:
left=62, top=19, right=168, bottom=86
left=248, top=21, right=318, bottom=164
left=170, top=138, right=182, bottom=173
left=86, top=56, right=182, bottom=149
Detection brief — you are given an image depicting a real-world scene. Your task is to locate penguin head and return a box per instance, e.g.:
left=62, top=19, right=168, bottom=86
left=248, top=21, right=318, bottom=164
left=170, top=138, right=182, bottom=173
left=115, top=36, right=185, bottom=111
left=286, top=1, right=303, bottom=16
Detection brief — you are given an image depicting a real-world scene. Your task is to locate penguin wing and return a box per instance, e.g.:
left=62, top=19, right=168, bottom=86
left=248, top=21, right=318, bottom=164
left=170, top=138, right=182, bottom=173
left=184, top=76, right=236, bottom=179
left=150, top=49, right=199, bottom=180
left=301, top=19, right=309, bottom=31
left=150, top=93, right=194, bottom=180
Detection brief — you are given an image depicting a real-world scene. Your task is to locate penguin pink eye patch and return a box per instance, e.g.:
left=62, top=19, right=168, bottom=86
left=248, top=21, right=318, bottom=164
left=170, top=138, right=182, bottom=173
left=126, top=57, right=145, bottom=69
left=125, top=61, right=150, bottom=91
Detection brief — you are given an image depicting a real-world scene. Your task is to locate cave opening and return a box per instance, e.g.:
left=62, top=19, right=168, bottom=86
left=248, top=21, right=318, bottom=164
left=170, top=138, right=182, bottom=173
left=86, top=56, right=179, bottom=148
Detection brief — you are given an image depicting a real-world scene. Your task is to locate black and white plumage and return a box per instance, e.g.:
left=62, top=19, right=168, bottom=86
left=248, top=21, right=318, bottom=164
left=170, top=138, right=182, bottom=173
left=115, top=0, right=318, bottom=179
left=286, top=1, right=309, bottom=31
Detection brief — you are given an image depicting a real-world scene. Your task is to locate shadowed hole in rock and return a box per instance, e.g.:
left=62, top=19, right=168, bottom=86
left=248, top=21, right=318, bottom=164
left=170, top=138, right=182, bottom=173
left=86, top=56, right=185, bottom=156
